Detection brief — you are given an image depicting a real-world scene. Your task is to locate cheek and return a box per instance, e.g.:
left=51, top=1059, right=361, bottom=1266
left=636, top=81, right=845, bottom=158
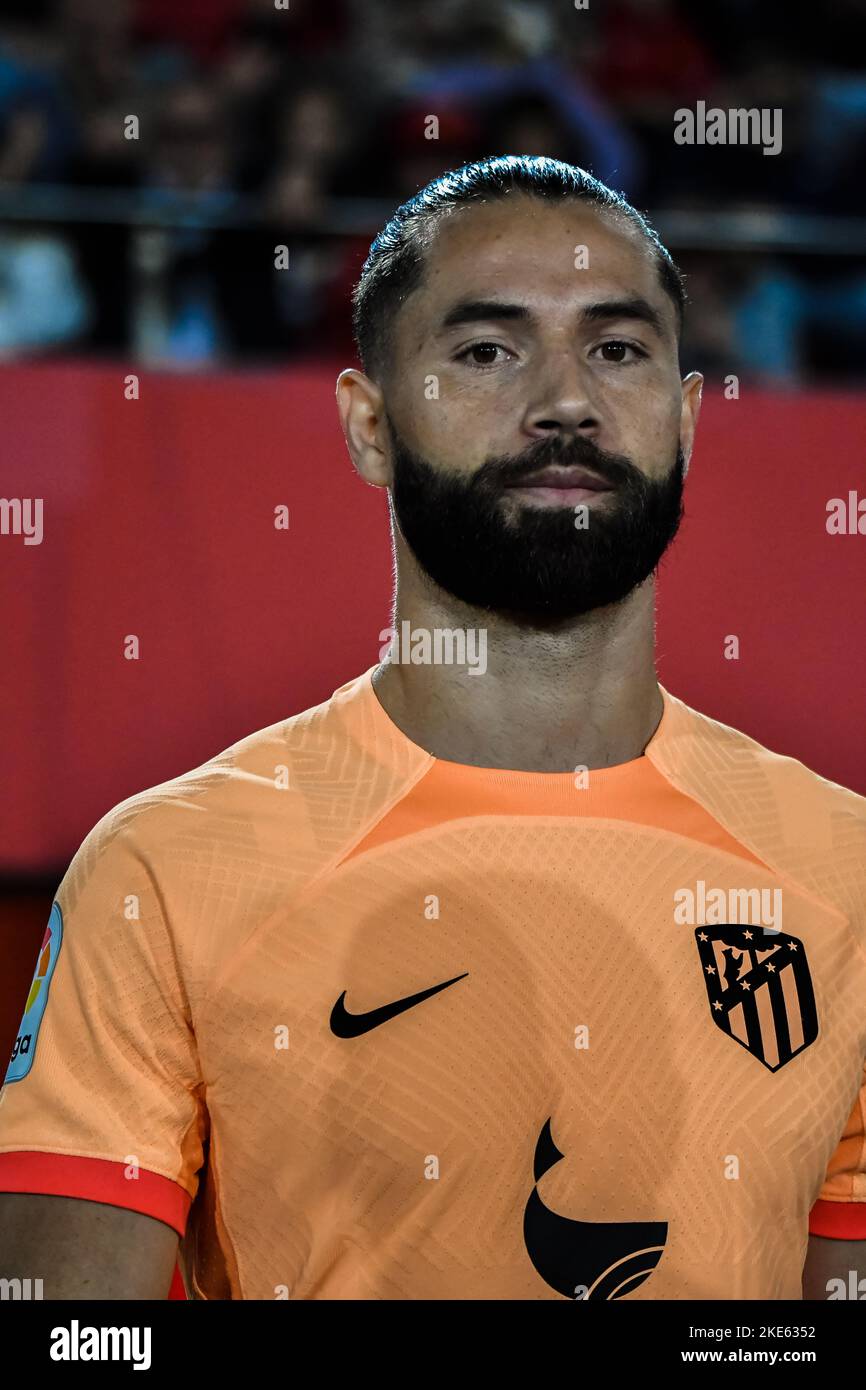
left=627, top=370, right=681, bottom=425
left=613, top=386, right=682, bottom=464
left=409, top=391, right=493, bottom=467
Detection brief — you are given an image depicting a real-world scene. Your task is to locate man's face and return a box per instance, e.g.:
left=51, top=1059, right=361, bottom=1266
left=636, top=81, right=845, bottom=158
left=376, top=196, right=701, bottom=623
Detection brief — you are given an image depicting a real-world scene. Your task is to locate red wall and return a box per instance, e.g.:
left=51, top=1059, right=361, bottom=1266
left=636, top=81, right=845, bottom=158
left=0, top=360, right=864, bottom=1299
left=1, top=361, right=864, bottom=880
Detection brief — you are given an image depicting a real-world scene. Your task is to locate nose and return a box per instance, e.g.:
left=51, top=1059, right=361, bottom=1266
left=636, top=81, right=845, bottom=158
left=521, top=352, right=601, bottom=441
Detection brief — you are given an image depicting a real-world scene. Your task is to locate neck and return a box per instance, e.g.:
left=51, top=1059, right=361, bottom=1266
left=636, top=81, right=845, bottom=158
left=371, top=560, right=664, bottom=773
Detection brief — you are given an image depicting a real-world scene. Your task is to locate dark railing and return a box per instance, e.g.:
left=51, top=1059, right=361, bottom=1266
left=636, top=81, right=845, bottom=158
left=2, top=184, right=865, bottom=250
left=1, top=185, right=863, bottom=365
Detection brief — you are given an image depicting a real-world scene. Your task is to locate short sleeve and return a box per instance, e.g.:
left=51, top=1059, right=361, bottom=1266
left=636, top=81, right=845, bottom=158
left=0, top=805, right=207, bottom=1235
left=809, top=1060, right=866, bottom=1239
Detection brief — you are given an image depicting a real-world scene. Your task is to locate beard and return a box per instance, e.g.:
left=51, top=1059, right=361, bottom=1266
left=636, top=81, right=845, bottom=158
left=387, top=415, right=687, bottom=625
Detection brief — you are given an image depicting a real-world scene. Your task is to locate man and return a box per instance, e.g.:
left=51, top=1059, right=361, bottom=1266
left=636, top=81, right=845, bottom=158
left=0, top=155, right=864, bottom=1300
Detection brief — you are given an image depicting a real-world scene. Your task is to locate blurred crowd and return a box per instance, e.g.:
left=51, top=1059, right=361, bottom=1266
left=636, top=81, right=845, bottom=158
left=1, top=0, right=865, bottom=382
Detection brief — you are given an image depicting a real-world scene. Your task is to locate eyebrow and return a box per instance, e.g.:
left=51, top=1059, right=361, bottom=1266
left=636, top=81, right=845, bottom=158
left=437, top=295, right=667, bottom=338
left=439, top=299, right=529, bottom=329
left=582, top=297, right=667, bottom=337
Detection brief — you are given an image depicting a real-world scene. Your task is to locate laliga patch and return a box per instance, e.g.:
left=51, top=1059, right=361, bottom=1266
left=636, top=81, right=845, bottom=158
left=5, top=901, right=63, bottom=1083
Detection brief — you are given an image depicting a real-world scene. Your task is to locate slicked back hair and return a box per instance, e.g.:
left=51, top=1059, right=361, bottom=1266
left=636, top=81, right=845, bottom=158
left=351, top=154, right=686, bottom=386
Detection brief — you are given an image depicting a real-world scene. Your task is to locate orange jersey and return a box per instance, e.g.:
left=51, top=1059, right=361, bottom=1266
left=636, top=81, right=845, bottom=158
left=1, top=666, right=865, bottom=1299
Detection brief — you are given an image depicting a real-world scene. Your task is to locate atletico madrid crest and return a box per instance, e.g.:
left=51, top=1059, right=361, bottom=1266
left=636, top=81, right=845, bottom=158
left=694, top=925, right=818, bottom=1072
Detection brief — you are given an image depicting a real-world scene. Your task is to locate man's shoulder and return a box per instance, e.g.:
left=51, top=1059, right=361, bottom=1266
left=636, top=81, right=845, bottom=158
left=51, top=674, right=391, bottom=964
left=76, top=665, right=429, bottom=899
left=86, top=675, right=370, bottom=853
left=665, top=688, right=866, bottom=821
left=656, top=687, right=866, bottom=909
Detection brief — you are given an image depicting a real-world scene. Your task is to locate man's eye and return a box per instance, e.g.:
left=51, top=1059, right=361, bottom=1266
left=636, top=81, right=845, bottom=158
left=592, top=341, right=647, bottom=364
left=456, top=342, right=512, bottom=368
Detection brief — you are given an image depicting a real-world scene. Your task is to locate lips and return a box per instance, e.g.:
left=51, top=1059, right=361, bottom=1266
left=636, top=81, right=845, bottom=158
left=506, top=467, right=611, bottom=491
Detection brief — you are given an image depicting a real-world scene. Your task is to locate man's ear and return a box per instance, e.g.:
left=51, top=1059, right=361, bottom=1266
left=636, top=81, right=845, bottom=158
left=680, top=371, right=703, bottom=477
left=335, top=368, right=391, bottom=487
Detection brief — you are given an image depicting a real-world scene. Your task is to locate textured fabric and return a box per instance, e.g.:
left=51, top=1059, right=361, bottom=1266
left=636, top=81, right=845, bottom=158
left=1, top=664, right=865, bottom=1299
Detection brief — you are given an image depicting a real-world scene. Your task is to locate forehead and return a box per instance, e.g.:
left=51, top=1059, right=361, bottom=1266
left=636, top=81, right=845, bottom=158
left=404, top=195, right=671, bottom=337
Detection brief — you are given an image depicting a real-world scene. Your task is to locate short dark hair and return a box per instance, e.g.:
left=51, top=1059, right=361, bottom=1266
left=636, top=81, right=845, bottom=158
left=352, top=154, right=686, bottom=384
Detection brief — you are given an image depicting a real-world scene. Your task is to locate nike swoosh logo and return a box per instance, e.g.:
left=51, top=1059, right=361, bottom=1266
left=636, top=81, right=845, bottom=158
left=330, top=972, right=469, bottom=1038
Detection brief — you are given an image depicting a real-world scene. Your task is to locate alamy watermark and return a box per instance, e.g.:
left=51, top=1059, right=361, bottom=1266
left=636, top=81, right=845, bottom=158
left=674, top=879, right=782, bottom=931
left=0, top=1276, right=43, bottom=1299
left=674, top=101, right=782, bottom=156
left=379, top=622, right=487, bottom=674
left=0, top=497, right=42, bottom=545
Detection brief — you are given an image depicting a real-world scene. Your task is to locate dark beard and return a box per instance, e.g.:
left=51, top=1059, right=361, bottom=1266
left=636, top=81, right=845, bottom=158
left=388, top=417, right=686, bottom=625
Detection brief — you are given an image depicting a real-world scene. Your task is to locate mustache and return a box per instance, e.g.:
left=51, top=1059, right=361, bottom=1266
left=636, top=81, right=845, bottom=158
left=474, top=435, right=640, bottom=490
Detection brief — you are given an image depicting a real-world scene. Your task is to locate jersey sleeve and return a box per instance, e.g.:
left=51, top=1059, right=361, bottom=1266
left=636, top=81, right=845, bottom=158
left=0, top=803, right=207, bottom=1236
left=809, top=1060, right=866, bottom=1240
